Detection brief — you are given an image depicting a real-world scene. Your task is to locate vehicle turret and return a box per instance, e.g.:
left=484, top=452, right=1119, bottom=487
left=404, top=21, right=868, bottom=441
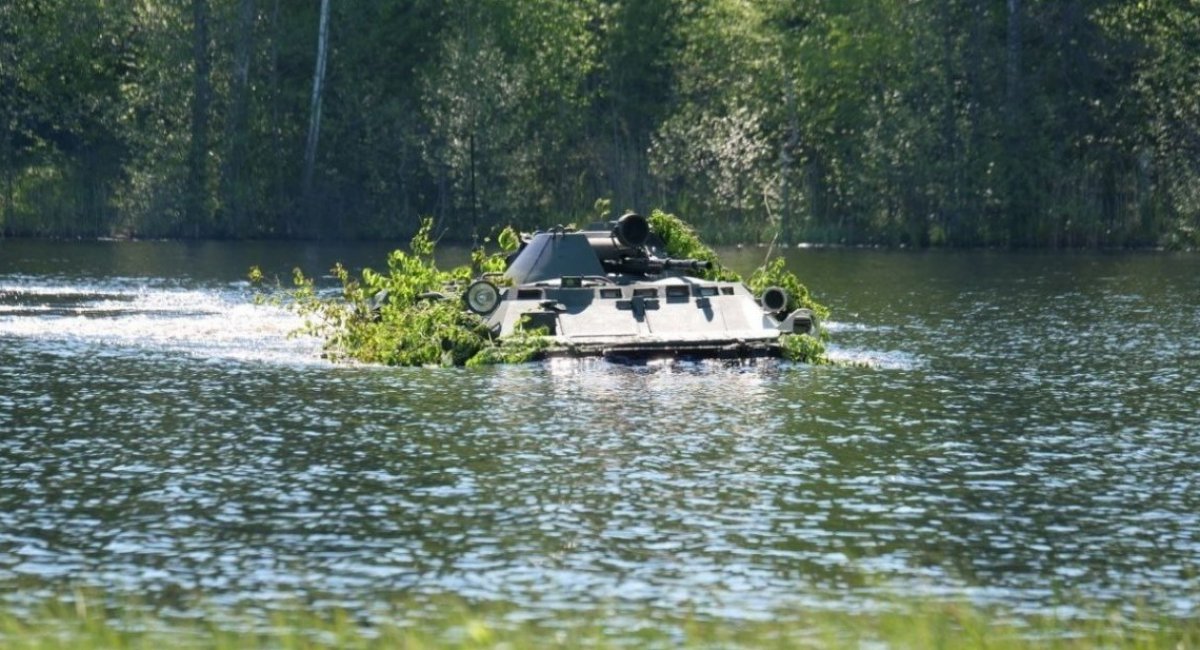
left=581, top=213, right=711, bottom=279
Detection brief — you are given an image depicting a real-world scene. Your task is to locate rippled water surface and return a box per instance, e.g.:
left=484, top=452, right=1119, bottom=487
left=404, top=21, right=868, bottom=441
left=2, top=240, right=1198, bottom=620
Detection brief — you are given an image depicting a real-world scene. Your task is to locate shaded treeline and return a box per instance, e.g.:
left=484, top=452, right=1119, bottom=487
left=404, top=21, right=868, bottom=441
left=1, top=0, right=1197, bottom=247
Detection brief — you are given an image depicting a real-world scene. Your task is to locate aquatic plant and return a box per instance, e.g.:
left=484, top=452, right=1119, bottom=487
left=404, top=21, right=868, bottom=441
left=256, top=213, right=833, bottom=367
left=780, top=333, right=829, bottom=365
left=256, top=218, right=534, bottom=367
left=2, top=591, right=1196, bottom=650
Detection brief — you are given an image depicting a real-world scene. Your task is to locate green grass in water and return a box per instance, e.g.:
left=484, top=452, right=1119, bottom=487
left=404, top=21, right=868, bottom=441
left=1, top=593, right=1196, bottom=649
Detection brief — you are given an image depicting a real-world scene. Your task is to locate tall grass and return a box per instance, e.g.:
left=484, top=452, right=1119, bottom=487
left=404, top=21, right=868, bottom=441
left=1, top=592, right=1196, bottom=649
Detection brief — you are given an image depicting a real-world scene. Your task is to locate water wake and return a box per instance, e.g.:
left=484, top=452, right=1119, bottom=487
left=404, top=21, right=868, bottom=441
left=0, top=280, right=320, bottom=365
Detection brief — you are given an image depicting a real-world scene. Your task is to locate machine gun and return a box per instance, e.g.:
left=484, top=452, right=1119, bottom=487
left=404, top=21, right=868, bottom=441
left=598, top=255, right=711, bottom=276
left=585, top=213, right=713, bottom=278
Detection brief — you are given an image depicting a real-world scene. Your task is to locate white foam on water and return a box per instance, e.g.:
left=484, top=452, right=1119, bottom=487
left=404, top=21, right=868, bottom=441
left=2, top=280, right=921, bottom=371
left=0, top=281, right=323, bottom=365
left=823, top=320, right=896, bottom=333
left=824, top=346, right=924, bottom=370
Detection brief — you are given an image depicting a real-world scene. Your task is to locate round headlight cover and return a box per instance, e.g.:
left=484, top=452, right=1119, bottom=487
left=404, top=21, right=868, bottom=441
left=464, top=280, right=501, bottom=315
left=760, top=286, right=788, bottom=313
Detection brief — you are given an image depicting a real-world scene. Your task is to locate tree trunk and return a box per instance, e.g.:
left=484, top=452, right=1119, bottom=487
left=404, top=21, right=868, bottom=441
left=266, top=0, right=288, bottom=234
left=779, top=65, right=799, bottom=243
left=936, top=0, right=958, bottom=243
left=222, top=0, right=255, bottom=237
left=1005, top=0, right=1022, bottom=113
left=1005, top=0, right=1027, bottom=245
left=469, top=133, right=477, bottom=235
left=187, top=0, right=212, bottom=237
left=302, top=0, right=331, bottom=231
left=964, top=0, right=987, bottom=243
left=1, top=134, right=10, bottom=238
left=1, top=113, right=11, bottom=238
left=1, top=3, right=17, bottom=238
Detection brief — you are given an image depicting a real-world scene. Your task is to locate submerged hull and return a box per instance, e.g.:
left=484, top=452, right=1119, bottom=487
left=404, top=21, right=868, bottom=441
left=479, top=275, right=807, bottom=362
left=541, top=335, right=783, bottom=361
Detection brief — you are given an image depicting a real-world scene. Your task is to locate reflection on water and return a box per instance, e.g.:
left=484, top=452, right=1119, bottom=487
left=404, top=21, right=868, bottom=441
left=1, top=240, right=1199, bottom=622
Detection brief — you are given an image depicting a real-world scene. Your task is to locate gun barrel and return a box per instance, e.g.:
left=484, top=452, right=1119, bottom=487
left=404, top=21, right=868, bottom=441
left=582, top=218, right=712, bottom=276
left=600, top=256, right=711, bottom=276
left=661, top=258, right=712, bottom=272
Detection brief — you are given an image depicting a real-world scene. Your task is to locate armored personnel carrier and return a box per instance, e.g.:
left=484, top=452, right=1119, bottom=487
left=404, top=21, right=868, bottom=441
left=461, top=213, right=817, bottom=360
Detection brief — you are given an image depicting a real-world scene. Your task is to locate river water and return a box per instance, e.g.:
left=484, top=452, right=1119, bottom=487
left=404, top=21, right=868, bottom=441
left=1, top=240, right=1198, bottom=622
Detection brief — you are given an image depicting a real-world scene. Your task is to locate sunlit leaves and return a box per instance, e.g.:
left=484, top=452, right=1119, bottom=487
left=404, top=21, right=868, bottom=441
left=277, top=217, right=546, bottom=367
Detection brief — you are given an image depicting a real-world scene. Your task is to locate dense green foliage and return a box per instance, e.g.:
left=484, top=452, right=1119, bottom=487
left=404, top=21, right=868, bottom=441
left=2, top=592, right=1197, bottom=649
left=5, top=0, right=1196, bottom=247
left=748, top=257, right=829, bottom=323
left=258, top=218, right=545, bottom=367
left=647, top=209, right=740, bottom=281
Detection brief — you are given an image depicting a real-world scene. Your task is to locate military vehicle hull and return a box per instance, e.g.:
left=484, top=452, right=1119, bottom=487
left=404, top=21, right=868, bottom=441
left=483, top=279, right=790, bottom=360
left=461, top=215, right=815, bottom=361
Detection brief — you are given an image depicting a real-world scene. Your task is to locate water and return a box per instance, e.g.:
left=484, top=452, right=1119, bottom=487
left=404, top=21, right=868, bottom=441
left=1, top=240, right=1198, bottom=622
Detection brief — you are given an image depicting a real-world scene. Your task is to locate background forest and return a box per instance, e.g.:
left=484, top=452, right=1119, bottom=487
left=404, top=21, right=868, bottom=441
left=1, top=0, right=1197, bottom=247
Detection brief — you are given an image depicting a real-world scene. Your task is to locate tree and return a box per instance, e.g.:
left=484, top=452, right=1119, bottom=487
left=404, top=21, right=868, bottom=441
left=186, top=0, right=213, bottom=236
left=300, top=0, right=331, bottom=234
left=648, top=0, right=779, bottom=241
left=220, top=0, right=257, bottom=237
left=0, top=0, right=1196, bottom=247
left=418, top=0, right=597, bottom=234
left=0, top=0, right=132, bottom=236
left=1098, top=1, right=1200, bottom=248
left=587, top=0, right=682, bottom=215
